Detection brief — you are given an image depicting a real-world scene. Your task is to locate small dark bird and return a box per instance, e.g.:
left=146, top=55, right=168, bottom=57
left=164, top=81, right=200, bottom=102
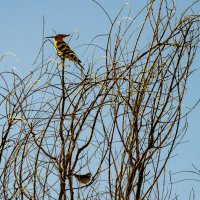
left=73, top=172, right=92, bottom=184
left=46, top=34, right=84, bottom=70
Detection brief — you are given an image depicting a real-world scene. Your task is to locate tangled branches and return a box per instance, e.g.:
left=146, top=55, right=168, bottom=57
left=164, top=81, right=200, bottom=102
left=0, top=1, right=200, bottom=199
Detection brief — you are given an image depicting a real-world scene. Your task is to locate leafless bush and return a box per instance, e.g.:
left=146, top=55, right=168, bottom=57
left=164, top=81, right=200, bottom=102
left=0, top=0, right=200, bottom=199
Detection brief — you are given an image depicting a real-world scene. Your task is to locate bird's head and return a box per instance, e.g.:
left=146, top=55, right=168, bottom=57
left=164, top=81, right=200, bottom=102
left=46, top=34, right=70, bottom=41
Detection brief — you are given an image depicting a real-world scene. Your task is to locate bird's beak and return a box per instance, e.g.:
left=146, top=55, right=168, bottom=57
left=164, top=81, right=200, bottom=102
left=45, top=36, right=54, bottom=38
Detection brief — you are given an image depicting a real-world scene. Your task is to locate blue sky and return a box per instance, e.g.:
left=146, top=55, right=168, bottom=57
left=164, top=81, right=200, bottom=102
left=0, top=0, right=200, bottom=198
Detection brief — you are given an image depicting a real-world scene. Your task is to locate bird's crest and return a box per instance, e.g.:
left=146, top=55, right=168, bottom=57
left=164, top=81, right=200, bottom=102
left=54, top=34, right=70, bottom=40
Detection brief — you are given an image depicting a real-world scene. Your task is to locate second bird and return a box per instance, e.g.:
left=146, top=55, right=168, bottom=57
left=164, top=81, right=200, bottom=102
left=46, top=34, right=84, bottom=70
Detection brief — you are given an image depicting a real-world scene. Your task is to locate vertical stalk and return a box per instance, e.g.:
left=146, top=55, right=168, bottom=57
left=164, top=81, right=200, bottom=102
left=58, top=58, right=67, bottom=200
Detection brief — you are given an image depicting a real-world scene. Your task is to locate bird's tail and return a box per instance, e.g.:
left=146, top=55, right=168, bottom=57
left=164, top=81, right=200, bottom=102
left=78, top=59, right=84, bottom=70
left=77, top=59, right=85, bottom=77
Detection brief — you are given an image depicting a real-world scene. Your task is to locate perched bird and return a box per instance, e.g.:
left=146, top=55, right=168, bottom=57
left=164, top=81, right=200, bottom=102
left=73, top=172, right=92, bottom=184
left=46, top=34, right=84, bottom=70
